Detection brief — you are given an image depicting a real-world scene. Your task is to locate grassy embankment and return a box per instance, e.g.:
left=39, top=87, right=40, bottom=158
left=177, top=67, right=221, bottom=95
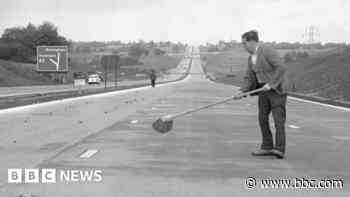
left=201, top=47, right=350, bottom=102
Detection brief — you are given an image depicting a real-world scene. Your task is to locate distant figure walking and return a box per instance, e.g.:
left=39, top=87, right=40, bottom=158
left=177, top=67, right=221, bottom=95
left=150, top=69, right=157, bottom=88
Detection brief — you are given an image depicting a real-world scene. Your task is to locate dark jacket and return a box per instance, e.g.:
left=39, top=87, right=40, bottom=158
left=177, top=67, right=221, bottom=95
left=240, top=44, right=288, bottom=95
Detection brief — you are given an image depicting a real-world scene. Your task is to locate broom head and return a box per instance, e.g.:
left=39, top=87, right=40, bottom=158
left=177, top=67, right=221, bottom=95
left=152, top=117, right=173, bottom=133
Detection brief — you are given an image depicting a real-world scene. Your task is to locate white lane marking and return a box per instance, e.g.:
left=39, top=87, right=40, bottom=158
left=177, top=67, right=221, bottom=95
left=288, top=96, right=350, bottom=112
left=130, top=120, right=138, bottom=124
left=288, top=124, right=300, bottom=129
left=333, top=136, right=350, bottom=141
left=79, top=149, right=98, bottom=158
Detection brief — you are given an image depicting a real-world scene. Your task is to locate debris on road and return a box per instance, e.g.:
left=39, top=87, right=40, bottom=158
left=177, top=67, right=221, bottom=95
left=130, top=120, right=139, bottom=124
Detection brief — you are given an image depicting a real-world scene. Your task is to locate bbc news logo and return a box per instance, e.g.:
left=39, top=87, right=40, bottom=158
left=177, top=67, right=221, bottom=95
left=8, top=169, right=102, bottom=183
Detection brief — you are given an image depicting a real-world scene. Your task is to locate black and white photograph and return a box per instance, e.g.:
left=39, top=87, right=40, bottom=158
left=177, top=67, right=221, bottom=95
left=0, top=0, right=349, bottom=196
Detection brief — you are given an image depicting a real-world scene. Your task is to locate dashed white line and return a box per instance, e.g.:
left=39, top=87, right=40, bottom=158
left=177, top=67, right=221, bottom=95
left=130, top=120, right=139, bottom=124
left=79, top=149, right=98, bottom=158
left=288, top=124, right=300, bottom=129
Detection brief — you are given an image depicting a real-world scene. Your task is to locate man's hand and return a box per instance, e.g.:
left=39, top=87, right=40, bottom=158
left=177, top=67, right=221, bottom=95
left=262, top=83, right=271, bottom=91
left=233, top=94, right=243, bottom=100
left=233, top=90, right=245, bottom=100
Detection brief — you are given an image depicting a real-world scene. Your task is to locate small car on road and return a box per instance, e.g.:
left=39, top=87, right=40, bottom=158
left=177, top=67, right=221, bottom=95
left=87, top=74, right=101, bottom=84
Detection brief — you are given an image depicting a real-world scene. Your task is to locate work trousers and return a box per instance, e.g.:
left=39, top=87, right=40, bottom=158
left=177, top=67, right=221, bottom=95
left=258, top=90, right=287, bottom=153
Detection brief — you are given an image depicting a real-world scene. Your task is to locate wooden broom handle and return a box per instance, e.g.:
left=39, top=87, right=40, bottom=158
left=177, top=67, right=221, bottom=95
left=163, top=87, right=265, bottom=121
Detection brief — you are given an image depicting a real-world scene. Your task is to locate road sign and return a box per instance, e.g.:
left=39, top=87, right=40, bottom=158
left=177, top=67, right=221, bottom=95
left=101, top=55, right=120, bottom=88
left=36, top=46, right=68, bottom=72
left=101, top=55, right=119, bottom=69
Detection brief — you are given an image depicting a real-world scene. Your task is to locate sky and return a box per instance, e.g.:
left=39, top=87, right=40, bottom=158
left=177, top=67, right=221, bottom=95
left=0, top=0, right=349, bottom=44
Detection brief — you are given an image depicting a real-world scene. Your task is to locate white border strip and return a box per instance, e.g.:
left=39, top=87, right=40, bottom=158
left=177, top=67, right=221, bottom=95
left=288, top=96, right=350, bottom=112
left=0, top=85, right=150, bottom=115
left=0, top=61, right=191, bottom=115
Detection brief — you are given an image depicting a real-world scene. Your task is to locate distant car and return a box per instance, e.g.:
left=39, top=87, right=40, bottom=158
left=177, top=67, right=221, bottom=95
left=87, top=74, right=101, bottom=84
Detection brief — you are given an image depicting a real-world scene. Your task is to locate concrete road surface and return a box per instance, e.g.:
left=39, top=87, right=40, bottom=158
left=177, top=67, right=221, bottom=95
left=1, top=47, right=349, bottom=197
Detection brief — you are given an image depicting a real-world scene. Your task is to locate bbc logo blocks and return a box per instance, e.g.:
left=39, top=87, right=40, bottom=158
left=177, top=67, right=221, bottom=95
left=8, top=168, right=102, bottom=183
left=8, top=169, right=56, bottom=183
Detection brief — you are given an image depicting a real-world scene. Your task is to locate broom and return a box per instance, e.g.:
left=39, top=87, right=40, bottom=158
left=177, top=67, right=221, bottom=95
left=152, top=87, right=265, bottom=133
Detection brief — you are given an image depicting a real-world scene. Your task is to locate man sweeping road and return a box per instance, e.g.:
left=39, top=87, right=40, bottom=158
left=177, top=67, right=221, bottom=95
left=234, top=30, right=288, bottom=159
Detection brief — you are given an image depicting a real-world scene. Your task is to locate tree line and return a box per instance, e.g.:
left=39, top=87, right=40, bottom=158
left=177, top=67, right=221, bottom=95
left=0, top=21, right=186, bottom=65
left=0, top=22, right=70, bottom=63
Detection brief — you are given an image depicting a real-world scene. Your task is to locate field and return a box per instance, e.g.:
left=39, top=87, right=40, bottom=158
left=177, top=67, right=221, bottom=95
left=0, top=52, right=183, bottom=86
left=140, top=54, right=184, bottom=72
left=0, top=59, right=56, bottom=86
left=201, top=47, right=350, bottom=102
left=201, top=48, right=248, bottom=87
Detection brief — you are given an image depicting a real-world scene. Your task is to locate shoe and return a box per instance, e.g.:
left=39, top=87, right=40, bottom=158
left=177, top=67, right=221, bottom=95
left=271, top=149, right=284, bottom=159
left=251, top=149, right=273, bottom=156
